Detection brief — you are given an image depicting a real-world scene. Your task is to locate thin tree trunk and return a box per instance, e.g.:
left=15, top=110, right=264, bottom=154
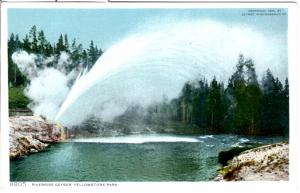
left=14, top=63, right=17, bottom=85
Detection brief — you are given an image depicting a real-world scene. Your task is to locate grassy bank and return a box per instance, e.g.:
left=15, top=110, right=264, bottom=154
left=9, top=87, right=30, bottom=109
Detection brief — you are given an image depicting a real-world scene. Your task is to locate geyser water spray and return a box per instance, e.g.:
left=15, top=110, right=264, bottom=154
left=55, top=19, right=287, bottom=127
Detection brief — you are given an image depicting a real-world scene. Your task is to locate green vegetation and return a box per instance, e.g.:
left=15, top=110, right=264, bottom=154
left=9, top=87, right=30, bottom=109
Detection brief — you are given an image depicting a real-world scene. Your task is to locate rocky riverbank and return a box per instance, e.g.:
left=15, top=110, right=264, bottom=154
left=215, top=142, right=289, bottom=181
left=9, top=116, right=65, bottom=159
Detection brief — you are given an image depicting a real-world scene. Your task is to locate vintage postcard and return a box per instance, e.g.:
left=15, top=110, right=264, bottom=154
left=0, top=1, right=299, bottom=193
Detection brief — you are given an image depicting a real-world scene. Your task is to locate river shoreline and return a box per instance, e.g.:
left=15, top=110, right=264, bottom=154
left=214, top=142, right=289, bottom=181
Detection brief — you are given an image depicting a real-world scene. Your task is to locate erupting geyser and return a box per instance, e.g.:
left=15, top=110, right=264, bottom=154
left=55, top=20, right=287, bottom=126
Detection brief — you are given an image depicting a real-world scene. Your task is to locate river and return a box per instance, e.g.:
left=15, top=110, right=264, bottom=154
left=10, top=134, right=286, bottom=181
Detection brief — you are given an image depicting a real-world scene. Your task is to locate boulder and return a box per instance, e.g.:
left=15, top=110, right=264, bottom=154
left=218, top=143, right=263, bottom=166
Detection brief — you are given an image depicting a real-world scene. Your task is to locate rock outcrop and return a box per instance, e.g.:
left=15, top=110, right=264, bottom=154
left=215, top=142, right=289, bottom=181
left=9, top=116, right=64, bottom=159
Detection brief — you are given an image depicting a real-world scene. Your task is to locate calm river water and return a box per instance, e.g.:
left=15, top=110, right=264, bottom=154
left=10, top=134, right=285, bottom=181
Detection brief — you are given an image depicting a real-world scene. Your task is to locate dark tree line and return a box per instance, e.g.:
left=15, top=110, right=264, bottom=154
left=8, top=25, right=103, bottom=87
left=145, top=55, right=289, bottom=136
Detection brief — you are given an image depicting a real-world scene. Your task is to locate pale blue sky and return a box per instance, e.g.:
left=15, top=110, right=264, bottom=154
left=8, top=8, right=287, bottom=49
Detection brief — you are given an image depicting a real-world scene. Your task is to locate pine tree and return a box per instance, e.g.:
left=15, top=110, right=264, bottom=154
left=45, top=42, right=54, bottom=56
left=87, top=41, right=103, bottom=69
left=22, top=35, right=31, bottom=52
left=260, top=70, right=286, bottom=135
left=37, top=30, right=47, bottom=54
left=229, top=54, right=245, bottom=86
left=55, top=34, right=65, bottom=54
left=87, top=40, right=96, bottom=68
left=8, top=33, right=17, bottom=86
left=29, top=25, right=38, bottom=53
left=64, top=34, right=69, bottom=53
left=282, top=78, right=289, bottom=135
left=245, top=58, right=258, bottom=85
left=8, top=34, right=27, bottom=86
left=82, top=50, right=89, bottom=69
left=191, top=79, right=209, bottom=128
left=206, top=77, right=226, bottom=133
left=8, top=33, right=16, bottom=52
left=15, top=34, right=21, bottom=49
left=227, top=54, right=248, bottom=133
left=245, top=58, right=262, bottom=134
left=180, top=82, right=193, bottom=124
left=70, top=39, right=83, bottom=65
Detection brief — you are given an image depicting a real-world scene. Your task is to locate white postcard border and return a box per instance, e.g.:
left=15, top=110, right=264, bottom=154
left=0, top=2, right=299, bottom=193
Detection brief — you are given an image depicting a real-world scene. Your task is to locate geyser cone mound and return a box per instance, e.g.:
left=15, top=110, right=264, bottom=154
left=55, top=20, right=286, bottom=126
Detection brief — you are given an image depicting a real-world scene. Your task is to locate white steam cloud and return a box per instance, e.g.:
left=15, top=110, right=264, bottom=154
left=12, top=51, right=79, bottom=120
left=12, top=51, right=38, bottom=78
left=25, top=68, right=69, bottom=119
